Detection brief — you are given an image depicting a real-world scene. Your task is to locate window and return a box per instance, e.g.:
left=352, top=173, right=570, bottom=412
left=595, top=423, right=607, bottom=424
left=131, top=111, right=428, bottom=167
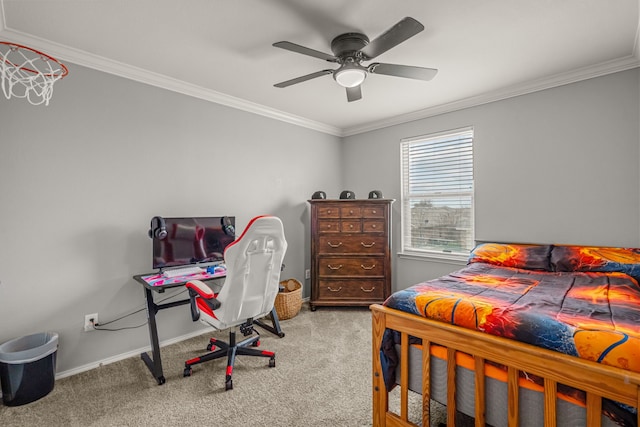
left=400, top=127, right=474, bottom=260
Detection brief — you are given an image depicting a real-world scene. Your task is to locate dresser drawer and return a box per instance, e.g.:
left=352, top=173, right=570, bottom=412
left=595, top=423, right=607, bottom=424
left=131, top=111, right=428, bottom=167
left=363, top=206, right=385, bottom=218
left=341, top=206, right=362, bottom=218
left=341, top=220, right=362, bottom=233
left=318, top=257, right=384, bottom=276
left=318, top=235, right=387, bottom=255
left=318, top=220, right=340, bottom=233
left=363, top=220, right=385, bottom=233
left=317, top=280, right=385, bottom=300
left=317, top=206, right=340, bottom=218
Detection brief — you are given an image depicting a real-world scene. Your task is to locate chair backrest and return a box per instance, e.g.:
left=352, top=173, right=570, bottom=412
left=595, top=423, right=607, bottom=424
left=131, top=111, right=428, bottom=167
left=212, top=215, right=287, bottom=328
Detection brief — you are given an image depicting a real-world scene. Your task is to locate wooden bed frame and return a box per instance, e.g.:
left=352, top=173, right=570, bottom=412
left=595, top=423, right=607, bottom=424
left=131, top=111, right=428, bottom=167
left=371, top=303, right=640, bottom=427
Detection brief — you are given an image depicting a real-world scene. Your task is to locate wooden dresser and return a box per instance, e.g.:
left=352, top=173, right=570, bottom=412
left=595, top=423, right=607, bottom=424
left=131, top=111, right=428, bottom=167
left=309, top=199, right=393, bottom=310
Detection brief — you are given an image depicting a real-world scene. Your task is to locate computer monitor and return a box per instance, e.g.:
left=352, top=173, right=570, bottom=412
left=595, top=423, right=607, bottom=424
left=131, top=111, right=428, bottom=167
left=152, top=216, right=235, bottom=270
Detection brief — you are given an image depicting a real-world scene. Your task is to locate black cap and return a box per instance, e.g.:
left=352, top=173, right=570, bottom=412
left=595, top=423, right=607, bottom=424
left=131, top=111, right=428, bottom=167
left=339, top=190, right=355, bottom=199
left=311, top=191, right=326, bottom=199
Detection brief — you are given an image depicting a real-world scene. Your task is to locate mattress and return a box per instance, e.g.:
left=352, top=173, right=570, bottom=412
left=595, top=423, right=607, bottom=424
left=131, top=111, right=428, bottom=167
left=395, top=342, right=620, bottom=427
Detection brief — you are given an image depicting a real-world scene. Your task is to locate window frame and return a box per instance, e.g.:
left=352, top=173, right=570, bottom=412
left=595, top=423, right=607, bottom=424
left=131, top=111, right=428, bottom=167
left=399, top=126, right=475, bottom=262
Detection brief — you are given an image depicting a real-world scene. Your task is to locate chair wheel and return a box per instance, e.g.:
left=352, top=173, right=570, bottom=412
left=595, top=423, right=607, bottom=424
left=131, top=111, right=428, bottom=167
left=252, top=340, right=260, bottom=347
left=183, top=367, right=192, bottom=377
left=225, top=379, right=233, bottom=390
left=269, top=357, right=276, bottom=368
left=207, top=343, right=214, bottom=351
left=157, top=376, right=166, bottom=385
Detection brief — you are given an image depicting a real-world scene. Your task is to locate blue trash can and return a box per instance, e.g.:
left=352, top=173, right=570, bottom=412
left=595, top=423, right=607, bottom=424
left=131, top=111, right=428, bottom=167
left=0, top=332, right=58, bottom=406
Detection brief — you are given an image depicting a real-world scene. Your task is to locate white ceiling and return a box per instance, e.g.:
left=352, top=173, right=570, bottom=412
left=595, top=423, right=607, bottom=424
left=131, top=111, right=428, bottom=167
left=1, top=0, right=639, bottom=136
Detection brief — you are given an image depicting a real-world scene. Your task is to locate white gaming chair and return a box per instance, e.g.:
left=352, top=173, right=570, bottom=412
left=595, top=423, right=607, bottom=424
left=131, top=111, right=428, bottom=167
left=183, top=215, right=287, bottom=390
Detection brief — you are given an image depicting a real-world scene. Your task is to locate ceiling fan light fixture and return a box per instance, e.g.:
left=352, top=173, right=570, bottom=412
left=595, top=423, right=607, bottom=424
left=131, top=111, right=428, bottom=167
left=334, top=65, right=366, bottom=88
left=273, top=17, right=434, bottom=101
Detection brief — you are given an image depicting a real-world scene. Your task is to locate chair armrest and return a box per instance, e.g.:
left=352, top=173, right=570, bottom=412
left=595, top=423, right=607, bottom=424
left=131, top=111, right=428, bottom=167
left=185, top=280, right=221, bottom=321
left=186, top=280, right=215, bottom=298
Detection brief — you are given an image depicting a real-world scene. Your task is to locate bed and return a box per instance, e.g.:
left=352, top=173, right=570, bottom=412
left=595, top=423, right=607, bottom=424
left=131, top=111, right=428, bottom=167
left=371, top=243, right=640, bottom=427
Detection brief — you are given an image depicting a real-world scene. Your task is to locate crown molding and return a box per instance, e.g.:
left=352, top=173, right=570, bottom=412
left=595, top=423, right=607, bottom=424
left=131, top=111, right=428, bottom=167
left=0, top=26, right=343, bottom=137
left=342, top=55, right=640, bottom=137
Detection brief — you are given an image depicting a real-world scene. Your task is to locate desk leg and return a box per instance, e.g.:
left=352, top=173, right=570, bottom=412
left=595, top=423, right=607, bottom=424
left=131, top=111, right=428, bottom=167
left=253, top=307, right=285, bottom=338
left=141, top=287, right=166, bottom=385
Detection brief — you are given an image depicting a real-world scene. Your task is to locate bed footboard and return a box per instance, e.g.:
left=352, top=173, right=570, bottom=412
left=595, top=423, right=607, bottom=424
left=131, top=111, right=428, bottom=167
left=371, top=304, right=640, bottom=427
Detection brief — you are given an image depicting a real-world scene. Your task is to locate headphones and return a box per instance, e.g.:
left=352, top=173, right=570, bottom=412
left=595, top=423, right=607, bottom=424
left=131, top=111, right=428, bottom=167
left=147, top=216, right=167, bottom=240
left=221, top=216, right=235, bottom=236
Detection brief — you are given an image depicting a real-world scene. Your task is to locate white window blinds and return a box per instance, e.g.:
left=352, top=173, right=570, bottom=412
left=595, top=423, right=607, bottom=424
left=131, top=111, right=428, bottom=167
left=400, top=127, right=474, bottom=258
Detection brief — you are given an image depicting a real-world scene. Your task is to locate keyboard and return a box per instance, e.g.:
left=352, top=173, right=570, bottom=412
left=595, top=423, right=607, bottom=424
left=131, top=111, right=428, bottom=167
left=163, top=266, right=205, bottom=278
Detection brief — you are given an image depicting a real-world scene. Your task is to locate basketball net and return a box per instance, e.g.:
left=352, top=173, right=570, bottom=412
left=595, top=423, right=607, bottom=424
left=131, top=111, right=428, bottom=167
left=0, top=41, right=68, bottom=106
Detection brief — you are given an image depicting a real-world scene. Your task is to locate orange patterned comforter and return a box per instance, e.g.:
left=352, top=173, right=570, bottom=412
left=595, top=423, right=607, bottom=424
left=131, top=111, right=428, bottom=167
left=382, top=244, right=640, bottom=425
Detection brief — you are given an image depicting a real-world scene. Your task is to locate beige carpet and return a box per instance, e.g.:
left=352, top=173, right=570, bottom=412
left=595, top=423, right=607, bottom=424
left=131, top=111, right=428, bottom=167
left=0, top=306, right=367, bottom=426
left=0, top=304, right=446, bottom=427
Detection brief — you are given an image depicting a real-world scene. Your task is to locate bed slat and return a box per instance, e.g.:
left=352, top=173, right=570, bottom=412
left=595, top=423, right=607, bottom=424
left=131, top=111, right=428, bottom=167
left=371, top=308, right=387, bottom=426
left=400, top=332, right=409, bottom=422
left=507, top=366, right=519, bottom=427
left=586, top=393, right=602, bottom=427
left=447, top=348, right=457, bottom=425
left=422, top=341, right=431, bottom=427
left=474, top=356, right=486, bottom=426
left=543, top=378, right=557, bottom=427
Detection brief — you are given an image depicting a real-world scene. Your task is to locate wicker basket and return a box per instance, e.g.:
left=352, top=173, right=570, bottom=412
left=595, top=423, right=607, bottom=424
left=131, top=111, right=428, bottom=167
left=274, top=278, right=302, bottom=320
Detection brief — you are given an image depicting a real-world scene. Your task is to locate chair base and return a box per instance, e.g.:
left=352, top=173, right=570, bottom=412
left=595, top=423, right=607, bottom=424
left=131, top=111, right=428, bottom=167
left=183, top=328, right=275, bottom=390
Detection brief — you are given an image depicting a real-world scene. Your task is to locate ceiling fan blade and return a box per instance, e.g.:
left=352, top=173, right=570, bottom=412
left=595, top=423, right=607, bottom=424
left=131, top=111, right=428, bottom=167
left=360, top=17, right=424, bottom=60
left=369, top=63, right=438, bottom=81
left=346, top=85, right=362, bottom=102
left=274, top=69, right=334, bottom=88
left=273, top=41, right=338, bottom=62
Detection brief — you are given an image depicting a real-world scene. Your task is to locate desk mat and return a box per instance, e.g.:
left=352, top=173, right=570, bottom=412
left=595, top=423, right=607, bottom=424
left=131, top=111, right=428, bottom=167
left=141, top=265, right=227, bottom=287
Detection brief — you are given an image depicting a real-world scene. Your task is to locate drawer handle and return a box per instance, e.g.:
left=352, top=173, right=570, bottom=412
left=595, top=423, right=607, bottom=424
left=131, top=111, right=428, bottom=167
left=361, top=264, right=376, bottom=270
left=349, top=224, right=354, bottom=229
left=327, top=286, right=342, bottom=292
left=349, top=209, right=353, bottom=214
left=327, top=241, right=343, bottom=248
left=371, top=224, right=377, bottom=229
left=361, top=242, right=375, bottom=248
left=327, top=264, right=343, bottom=270
left=372, top=210, right=377, bottom=214
left=361, top=286, right=376, bottom=293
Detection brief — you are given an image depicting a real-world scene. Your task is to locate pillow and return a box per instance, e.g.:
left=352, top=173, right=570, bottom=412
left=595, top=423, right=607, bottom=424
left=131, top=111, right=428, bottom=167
left=468, top=243, right=552, bottom=271
left=550, top=246, right=640, bottom=280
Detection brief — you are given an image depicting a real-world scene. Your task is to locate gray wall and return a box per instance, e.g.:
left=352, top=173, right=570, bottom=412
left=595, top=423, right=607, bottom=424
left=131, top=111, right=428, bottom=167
left=342, top=69, right=640, bottom=292
left=0, top=63, right=342, bottom=374
left=1, top=62, right=638, bottom=377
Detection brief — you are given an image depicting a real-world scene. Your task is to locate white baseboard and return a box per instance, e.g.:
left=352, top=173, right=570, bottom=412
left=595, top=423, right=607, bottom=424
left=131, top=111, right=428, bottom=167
left=54, top=328, right=209, bottom=380
left=55, top=300, right=311, bottom=380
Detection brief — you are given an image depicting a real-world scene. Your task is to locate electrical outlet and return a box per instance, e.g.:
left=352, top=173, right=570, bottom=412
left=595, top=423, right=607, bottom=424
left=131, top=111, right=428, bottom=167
left=305, top=269, right=310, bottom=279
left=84, top=313, right=98, bottom=332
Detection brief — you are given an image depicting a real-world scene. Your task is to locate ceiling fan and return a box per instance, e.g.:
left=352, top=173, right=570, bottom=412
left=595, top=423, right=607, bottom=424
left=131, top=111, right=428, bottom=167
left=272, top=17, right=438, bottom=102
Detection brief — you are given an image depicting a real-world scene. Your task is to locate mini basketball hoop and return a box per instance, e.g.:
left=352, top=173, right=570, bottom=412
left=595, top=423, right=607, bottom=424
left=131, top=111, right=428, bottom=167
left=0, top=41, right=68, bottom=106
